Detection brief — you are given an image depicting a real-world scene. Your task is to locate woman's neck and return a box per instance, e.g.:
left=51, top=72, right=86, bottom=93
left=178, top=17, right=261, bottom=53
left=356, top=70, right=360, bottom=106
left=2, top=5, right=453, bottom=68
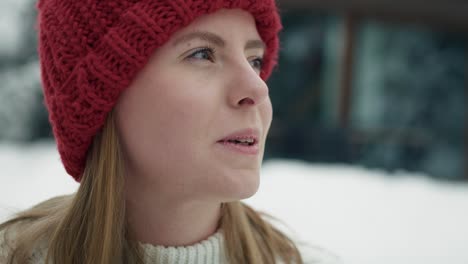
left=126, top=193, right=223, bottom=247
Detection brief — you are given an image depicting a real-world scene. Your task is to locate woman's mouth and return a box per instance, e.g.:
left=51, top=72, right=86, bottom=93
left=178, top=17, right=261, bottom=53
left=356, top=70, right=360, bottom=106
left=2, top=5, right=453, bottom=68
left=217, top=129, right=260, bottom=155
left=221, top=137, right=256, bottom=146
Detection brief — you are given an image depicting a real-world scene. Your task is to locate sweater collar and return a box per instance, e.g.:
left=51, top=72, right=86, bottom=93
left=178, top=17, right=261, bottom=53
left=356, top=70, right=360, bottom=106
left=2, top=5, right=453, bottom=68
left=138, top=230, right=227, bottom=264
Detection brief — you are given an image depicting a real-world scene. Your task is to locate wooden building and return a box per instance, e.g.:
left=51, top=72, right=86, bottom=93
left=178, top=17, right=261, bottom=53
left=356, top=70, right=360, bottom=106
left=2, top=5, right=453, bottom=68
left=277, top=0, right=468, bottom=178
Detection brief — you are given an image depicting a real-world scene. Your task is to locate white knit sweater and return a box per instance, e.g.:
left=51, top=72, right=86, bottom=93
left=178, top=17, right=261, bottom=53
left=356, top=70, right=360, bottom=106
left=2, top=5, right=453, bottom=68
left=138, top=231, right=227, bottom=264
left=0, top=227, right=340, bottom=264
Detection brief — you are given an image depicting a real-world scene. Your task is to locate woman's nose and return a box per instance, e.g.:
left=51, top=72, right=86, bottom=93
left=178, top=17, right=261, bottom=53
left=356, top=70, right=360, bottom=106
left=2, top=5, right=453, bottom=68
left=227, top=61, right=269, bottom=108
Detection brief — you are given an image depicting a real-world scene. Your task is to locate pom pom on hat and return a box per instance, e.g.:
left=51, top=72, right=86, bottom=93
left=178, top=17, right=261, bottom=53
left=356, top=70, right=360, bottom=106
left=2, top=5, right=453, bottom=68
left=36, top=0, right=282, bottom=182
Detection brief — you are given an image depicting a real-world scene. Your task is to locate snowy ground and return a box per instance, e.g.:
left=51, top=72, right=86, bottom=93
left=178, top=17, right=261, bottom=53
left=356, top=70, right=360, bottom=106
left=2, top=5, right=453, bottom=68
left=1, top=141, right=467, bottom=264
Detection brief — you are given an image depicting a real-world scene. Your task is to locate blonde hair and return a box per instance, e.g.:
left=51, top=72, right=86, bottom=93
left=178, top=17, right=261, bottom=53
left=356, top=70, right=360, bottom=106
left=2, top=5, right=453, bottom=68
left=0, top=111, right=304, bottom=264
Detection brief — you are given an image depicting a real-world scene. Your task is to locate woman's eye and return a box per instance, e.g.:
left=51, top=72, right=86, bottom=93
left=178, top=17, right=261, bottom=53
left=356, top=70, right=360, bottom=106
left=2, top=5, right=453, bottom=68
left=250, top=57, right=264, bottom=71
left=187, top=47, right=215, bottom=62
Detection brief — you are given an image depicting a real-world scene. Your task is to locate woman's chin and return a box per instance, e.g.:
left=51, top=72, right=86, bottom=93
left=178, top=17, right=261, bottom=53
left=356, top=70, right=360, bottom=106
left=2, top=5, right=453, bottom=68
left=220, top=170, right=261, bottom=201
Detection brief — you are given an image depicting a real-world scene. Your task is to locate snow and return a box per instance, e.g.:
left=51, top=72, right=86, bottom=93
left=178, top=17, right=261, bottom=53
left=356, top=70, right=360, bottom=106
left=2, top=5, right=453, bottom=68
left=247, top=161, right=468, bottom=264
left=1, top=141, right=467, bottom=264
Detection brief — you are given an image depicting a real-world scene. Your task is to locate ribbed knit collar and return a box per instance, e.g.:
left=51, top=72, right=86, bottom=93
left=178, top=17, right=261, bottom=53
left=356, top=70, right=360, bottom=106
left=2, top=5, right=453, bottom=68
left=138, top=230, right=227, bottom=264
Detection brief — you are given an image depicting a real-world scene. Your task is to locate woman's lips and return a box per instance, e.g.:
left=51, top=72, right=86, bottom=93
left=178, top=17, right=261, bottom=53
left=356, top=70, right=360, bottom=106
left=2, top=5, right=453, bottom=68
left=217, top=128, right=260, bottom=155
left=217, top=139, right=259, bottom=155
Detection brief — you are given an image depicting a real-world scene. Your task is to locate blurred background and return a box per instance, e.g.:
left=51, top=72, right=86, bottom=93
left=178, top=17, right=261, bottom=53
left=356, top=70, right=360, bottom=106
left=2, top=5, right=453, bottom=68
left=0, top=0, right=467, bottom=263
left=266, top=0, right=468, bottom=181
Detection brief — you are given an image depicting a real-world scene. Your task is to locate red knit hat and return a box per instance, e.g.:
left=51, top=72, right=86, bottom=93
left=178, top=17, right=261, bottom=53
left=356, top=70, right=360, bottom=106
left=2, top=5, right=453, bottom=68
left=36, top=0, right=282, bottom=182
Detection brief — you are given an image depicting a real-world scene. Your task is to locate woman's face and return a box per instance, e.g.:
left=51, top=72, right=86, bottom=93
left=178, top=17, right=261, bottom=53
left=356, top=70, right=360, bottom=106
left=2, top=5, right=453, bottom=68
left=115, top=9, right=272, bottom=203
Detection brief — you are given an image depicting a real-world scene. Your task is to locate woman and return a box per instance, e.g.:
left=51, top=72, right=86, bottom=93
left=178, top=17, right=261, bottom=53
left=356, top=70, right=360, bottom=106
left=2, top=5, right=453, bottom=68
left=0, top=0, right=336, bottom=263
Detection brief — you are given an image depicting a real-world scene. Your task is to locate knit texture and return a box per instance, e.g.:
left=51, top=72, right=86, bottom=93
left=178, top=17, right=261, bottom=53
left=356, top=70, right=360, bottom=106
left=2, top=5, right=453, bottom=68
left=139, top=230, right=227, bottom=264
left=36, top=0, right=282, bottom=181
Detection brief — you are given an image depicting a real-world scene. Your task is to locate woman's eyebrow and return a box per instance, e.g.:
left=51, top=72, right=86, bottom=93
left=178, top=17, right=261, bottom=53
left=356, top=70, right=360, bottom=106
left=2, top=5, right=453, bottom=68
left=245, top=39, right=265, bottom=51
left=172, top=30, right=265, bottom=51
left=173, top=31, right=225, bottom=48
